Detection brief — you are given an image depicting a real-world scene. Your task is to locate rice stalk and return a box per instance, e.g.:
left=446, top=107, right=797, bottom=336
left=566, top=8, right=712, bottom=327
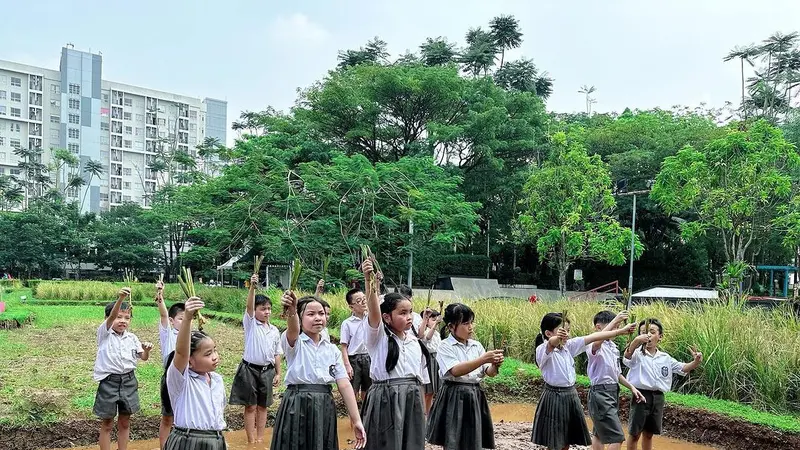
left=178, top=266, right=206, bottom=330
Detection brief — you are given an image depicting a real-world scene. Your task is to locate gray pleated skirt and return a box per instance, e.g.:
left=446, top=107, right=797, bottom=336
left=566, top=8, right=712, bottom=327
left=423, top=352, right=441, bottom=395
left=426, top=380, right=494, bottom=450
left=165, top=427, right=226, bottom=450
left=363, top=377, right=425, bottom=450
left=531, top=384, right=591, bottom=450
left=270, top=384, right=338, bottom=450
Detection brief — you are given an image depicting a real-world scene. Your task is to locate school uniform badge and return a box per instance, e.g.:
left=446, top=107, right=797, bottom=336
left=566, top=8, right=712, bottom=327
left=661, top=366, right=669, bottom=377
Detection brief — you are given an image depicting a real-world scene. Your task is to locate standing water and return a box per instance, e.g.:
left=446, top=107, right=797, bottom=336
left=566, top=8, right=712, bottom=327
left=48, top=403, right=717, bottom=450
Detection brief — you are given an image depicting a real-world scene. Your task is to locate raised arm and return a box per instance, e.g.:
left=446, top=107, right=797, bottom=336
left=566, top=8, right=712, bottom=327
left=315, top=279, right=325, bottom=297
left=624, top=334, right=650, bottom=359
left=105, top=288, right=130, bottom=330
left=246, top=273, right=258, bottom=317
left=592, top=311, right=629, bottom=353
left=417, top=309, right=431, bottom=339
left=282, top=291, right=300, bottom=347
left=682, top=347, right=703, bottom=373
left=363, top=259, right=381, bottom=329
left=583, top=323, right=636, bottom=346
left=173, top=297, right=203, bottom=374
left=156, top=281, right=168, bottom=328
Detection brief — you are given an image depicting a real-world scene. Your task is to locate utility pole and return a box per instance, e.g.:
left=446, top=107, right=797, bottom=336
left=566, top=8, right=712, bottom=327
left=615, top=189, right=649, bottom=310
left=407, top=220, right=414, bottom=287
left=486, top=218, right=491, bottom=279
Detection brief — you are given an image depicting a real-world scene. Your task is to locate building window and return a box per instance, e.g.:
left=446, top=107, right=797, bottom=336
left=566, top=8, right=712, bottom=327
left=135, top=127, right=143, bottom=136
left=68, top=113, right=80, bottom=124
left=10, top=92, right=21, bottom=102
left=124, top=98, right=133, bottom=107
left=51, top=85, right=60, bottom=95
left=125, top=126, right=132, bottom=135
left=0, top=90, right=6, bottom=99
left=68, top=143, right=79, bottom=154
left=124, top=140, right=132, bottom=148
left=157, top=118, right=166, bottom=126
left=123, top=195, right=132, bottom=202
left=189, top=110, right=197, bottom=119
left=123, top=168, right=132, bottom=176
left=10, top=123, right=20, bottom=133
left=0, top=137, right=4, bottom=146
left=0, top=105, right=5, bottom=116
left=68, top=128, right=80, bottom=139
left=123, top=182, right=131, bottom=190
left=10, top=138, right=20, bottom=149
left=10, top=77, right=21, bottom=87
left=0, top=152, right=5, bottom=161
left=50, top=115, right=60, bottom=123
left=50, top=130, right=59, bottom=140
left=69, top=98, right=80, bottom=110
left=135, top=114, right=144, bottom=122
left=10, top=107, right=20, bottom=118
left=68, top=83, right=81, bottom=95
left=100, top=135, right=109, bottom=145
left=124, top=112, right=132, bottom=120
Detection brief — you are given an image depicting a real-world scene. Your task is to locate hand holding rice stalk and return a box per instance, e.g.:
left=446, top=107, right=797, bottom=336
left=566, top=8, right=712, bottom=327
left=641, top=318, right=652, bottom=354
left=360, top=245, right=381, bottom=294
left=178, top=266, right=206, bottom=330
left=253, top=254, right=265, bottom=290
left=558, top=309, right=569, bottom=349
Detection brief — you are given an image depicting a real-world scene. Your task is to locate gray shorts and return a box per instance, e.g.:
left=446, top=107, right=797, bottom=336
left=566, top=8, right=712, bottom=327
left=588, top=384, right=624, bottom=444
left=93, top=372, right=140, bottom=419
left=348, top=353, right=372, bottom=395
left=229, top=360, right=275, bottom=407
left=628, top=389, right=665, bottom=436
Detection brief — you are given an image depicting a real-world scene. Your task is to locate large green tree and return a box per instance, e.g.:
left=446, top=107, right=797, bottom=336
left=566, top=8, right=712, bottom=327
left=651, top=120, right=800, bottom=271
left=519, top=132, right=641, bottom=293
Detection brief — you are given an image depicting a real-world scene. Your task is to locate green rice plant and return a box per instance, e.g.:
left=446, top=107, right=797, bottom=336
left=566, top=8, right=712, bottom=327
left=177, top=267, right=206, bottom=330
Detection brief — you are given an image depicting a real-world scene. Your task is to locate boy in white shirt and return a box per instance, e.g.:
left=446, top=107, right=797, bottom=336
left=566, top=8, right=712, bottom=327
left=587, top=311, right=645, bottom=450
left=623, top=318, right=703, bottom=450
left=340, top=288, right=371, bottom=404
left=229, top=274, right=282, bottom=444
left=93, top=288, right=153, bottom=450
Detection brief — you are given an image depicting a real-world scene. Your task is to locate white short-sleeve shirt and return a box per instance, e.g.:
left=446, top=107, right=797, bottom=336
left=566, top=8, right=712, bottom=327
left=281, top=332, right=348, bottom=385
left=623, top=348, right=686, bottom=392
left=321, top=327, right=331, bottom=343
left=242, top=312, right=282, bottom=365
left=93, top=323, right=143, bottom=382
left=437, top=335, right=490, bottom=383
left=423, top=329, right=442, bottom=353
left=167, top=365, right=227, bottom=430
left=159, top=323, right=179, bottom=365
left=366, top=321, right=429, bottom=383
left=535, top=337, right=586, bottom=387
left=586, top=340, right=622, bottom=386
left=340, top=315, right=369, bottom=355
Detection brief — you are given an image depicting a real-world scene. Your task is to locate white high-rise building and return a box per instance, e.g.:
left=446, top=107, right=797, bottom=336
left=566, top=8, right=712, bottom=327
left=0, top=46, right=227, bottom=212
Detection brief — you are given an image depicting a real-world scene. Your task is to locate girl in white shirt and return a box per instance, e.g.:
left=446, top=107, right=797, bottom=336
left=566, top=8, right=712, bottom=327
left=420, top=308, right=443, bottom=414
left=532, top=312, right=635, bottom=450
left=361, top=258, right=430, bottom=450
left=426, top=303, right=504, bottom=450
left=164, top=297, right=227, bottom=450
left=271, top=293, right=366, bottom=450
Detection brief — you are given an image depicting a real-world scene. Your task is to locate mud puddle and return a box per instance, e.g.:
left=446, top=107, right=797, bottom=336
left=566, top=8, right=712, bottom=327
left=48, top=403, right=716, bottom=450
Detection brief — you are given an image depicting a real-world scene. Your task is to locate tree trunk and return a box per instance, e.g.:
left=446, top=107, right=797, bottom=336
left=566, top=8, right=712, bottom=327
left=558, top=266, right=567, bottom=296
left=740, top=58, right=746, bottom=120
left=499, top=49, right=505, bottom=70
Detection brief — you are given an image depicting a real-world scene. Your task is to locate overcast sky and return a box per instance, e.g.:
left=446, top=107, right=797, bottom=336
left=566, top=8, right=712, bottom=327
left=1, top=0, right=797, bottom=145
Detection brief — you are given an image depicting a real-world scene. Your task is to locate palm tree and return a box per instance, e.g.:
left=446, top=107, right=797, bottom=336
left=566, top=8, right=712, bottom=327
left=419, top=37, right=458, bottom=66
left=759, top=32, right=799, bottom=120
left=534, top=73, right=555, bottom=101
left=460, top=27, right=498, bottom=77
left=578, top=85, right=597, bottom=114
left=51, top=148, right=79, bottom=193
left=723, top=44, right=759, bottom=119
left=81, top=159, right=104, bottom=211
left=494, top=58, right=538, bottom=92
left=489, top=15, right=523, bottom=69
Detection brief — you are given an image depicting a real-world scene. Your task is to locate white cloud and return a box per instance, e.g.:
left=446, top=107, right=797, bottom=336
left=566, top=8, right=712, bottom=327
left=268, top=13, right=329, bottom=45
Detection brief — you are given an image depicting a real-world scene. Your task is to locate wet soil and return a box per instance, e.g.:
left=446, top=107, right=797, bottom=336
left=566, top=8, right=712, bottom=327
left=3, top=378, right=799, bottom=449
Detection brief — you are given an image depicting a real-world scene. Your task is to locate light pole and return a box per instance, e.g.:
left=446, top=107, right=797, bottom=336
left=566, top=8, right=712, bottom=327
left=615, top=189, right=650, bottom=310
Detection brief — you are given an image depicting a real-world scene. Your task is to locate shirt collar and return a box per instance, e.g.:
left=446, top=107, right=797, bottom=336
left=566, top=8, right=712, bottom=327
left=446, top=335, right=479, bottom=348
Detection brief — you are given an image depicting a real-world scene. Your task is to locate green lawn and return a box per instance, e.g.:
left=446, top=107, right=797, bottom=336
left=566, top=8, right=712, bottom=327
left=1, top=288, right=799, bottom=435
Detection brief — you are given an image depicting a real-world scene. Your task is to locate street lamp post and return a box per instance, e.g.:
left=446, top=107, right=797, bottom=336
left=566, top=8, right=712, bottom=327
left=615, top=188, right=650, bottom=310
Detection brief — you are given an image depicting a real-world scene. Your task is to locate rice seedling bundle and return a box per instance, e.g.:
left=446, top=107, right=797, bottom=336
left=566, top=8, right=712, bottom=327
left=177, top=266, right=206, bottom=330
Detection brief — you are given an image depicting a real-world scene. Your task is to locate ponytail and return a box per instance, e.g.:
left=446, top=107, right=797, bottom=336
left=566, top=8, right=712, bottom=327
left=384, top=323, right=401, bottom=372
left=164, top=350, right=176, bottom=371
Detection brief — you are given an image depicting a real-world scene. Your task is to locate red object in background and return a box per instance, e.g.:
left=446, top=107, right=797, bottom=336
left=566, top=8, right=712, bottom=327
left=529, top=294, right=538, bottom=304
left=0, top=302, right=5, bottom=313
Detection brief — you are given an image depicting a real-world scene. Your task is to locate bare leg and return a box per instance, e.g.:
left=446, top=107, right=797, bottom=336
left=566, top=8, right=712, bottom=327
left=117, top=414, right=131, bottom=450
left=591, top=435, right=605, bottom=450
left=255, top=406, right=268, bottom=442
left=424, top=393, right=434, bottom=415
left=159, top=415, right=174, bottom=449
left=608, top=442, right=622, bottom=450
left=244, top=405, right=257, bottom=443
left=627, top=433, right=640, bottom=450
left=641, top=432, right=654, bottom=450
left=99, top=418, right=114, bottom=450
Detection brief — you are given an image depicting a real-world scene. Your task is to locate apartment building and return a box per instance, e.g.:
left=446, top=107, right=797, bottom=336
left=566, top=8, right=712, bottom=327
left=0, top=46, right=227, bottom=212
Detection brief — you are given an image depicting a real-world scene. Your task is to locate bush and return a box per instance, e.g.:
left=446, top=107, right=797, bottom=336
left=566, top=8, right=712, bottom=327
left=0, top=279, right=22, bottom=290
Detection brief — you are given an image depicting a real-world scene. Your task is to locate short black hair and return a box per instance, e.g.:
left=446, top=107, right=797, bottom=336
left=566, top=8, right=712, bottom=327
left=397, top=284, right=412, bottom=299
left=593, top=310, right=616, bottom=326
left=254, top=294, right=271, bottom=308
left=105, top=301, right=132, bottom=318
left=168, top=302, right=186, bottom=319
left=345, top=288, right=362, bottom=305
left=639, top=318, right=664, bottom=335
